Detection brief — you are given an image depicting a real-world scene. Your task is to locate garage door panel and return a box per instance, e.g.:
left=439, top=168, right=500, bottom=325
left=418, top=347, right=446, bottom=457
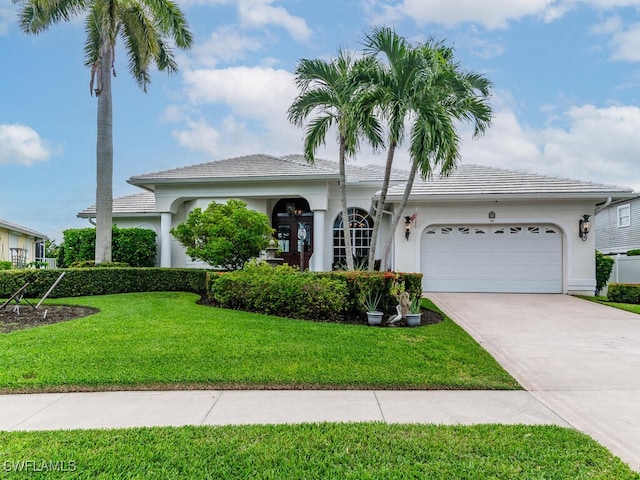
left=421, top=224, right=562, bottom=293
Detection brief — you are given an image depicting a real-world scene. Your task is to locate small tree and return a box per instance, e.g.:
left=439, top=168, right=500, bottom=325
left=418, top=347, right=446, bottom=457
left=171, top=200, right=274, bottom=270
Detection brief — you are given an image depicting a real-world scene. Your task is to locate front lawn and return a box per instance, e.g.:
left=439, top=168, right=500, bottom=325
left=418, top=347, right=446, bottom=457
left=578, top=295, right=640, bottom=315
left=0, top=292, right=519, bottom=392
left=1, top=423, right=637, bottom=479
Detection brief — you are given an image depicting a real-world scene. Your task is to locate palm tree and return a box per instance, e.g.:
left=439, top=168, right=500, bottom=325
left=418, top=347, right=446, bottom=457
left=14, top=0, right=193, bottom=263
left=288, top=50, right=383, bottom=270
left=361, top=27, right=426, bottom=271
left=378, top=42, right=493, bottom=270
left=361, top=28, right=492, bottom=270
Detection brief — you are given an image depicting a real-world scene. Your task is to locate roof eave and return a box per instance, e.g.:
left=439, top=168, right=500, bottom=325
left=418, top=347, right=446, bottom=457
left=383, top=192, right=635, bottom=202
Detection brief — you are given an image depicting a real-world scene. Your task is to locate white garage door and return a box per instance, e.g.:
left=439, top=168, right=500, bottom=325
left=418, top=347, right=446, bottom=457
left=421, top=224, right=562, bottom=293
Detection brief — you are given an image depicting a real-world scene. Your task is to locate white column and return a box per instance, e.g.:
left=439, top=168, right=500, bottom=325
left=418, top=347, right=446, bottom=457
left=312, top=209, right=326, bottom=271
left=160, top=212, right=172, bottom=267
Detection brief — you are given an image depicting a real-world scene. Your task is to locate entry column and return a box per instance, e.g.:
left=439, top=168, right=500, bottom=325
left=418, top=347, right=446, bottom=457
left=312, top=209, right=326, bottom=271
left=160, top=212, right=172, bottom=267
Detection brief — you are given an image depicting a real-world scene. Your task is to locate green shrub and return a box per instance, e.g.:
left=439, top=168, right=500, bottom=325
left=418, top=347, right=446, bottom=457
left=210, top=263, right=423, bottom=321
left=627, top=249, right=640, bottom=256
left=0, top=261, right=11, bottom=270
left=69, top=261, right=130, bottom=268
left=607, top=283, right=640, bottom=304
left=0, top=268, right=209, bottom=298
left=211, top=262, right=348, bottom=321
left=61, top=226, right=157, bottom=267
left=595, top=251, right=615, bottom=295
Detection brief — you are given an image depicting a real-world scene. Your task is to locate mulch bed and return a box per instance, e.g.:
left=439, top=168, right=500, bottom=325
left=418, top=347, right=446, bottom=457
left=0, top=304, right=99, bottom=334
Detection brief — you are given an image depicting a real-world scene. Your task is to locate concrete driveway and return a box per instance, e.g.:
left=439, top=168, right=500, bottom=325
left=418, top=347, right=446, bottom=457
left=428, top=293, right=640, bottom=471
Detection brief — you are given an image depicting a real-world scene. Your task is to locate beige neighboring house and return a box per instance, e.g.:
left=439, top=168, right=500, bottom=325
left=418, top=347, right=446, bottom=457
left=0, top=218, right=48, bottom=267
left=78, top=153, right=635, bottom=295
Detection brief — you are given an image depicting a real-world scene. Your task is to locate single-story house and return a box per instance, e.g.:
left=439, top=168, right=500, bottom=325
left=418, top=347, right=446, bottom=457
left=595, top=195, right=640, bottom=255
left=0, top=218, right=48, bottom=267
left=78, top=153, right=634, bottom=295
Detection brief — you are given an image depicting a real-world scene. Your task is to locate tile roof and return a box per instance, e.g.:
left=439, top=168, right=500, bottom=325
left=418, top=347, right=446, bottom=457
left=0, top=218, right=48, bottom=239
left=384, top=164, right=635, bottom=199
left=128, top=153, right=408, bottom=186
left=77, top=192, right=156, bottom=217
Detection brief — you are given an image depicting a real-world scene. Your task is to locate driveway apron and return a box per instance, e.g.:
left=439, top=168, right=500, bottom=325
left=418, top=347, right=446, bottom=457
left=428, top=293, right=640, bottom=471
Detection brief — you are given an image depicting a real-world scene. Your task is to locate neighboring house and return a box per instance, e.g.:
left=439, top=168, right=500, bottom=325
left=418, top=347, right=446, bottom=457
left=0, top=218, right=48, bottom=267
left=78, top=153, right=634, bottom=295
left=595, top=195, right=640, bottom=254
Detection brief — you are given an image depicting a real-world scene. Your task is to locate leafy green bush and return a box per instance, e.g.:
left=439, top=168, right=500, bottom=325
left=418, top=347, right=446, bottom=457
left=210, top=263, right=423, bottom=321
left=0, top=268, right=210, bottom=298
left=171, top=199, right=273, bottom=270
left=607, top=283, right=640, bottom=304
left=0, top=261, right=11, bottom=270
left=60, top=226, right=157, bottom=267
left=595, top=251, right=615, bottom=295
left=211, top=262, right=348, bottom=321
left=627, top=249, right=640, bottom=256
left=69, top=261, right=130, bottom=268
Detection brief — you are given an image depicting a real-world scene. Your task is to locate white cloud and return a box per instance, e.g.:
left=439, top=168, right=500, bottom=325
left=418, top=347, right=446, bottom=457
left=0, top=124, right=52, bottom=165
left=183, top=65, right=297, bottom=120
left=609, top=23, right=640, bottom=61
left=396, top=0, right=557, bottom=29
left=237, top=0, right=311, bottom=41
left=461, top=103, right=640, bottom=191
left=192, top=26, right=263, bottom=68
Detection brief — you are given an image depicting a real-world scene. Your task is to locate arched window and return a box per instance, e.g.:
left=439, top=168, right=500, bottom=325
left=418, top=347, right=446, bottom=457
left=333, top=208, right=374, bottom=268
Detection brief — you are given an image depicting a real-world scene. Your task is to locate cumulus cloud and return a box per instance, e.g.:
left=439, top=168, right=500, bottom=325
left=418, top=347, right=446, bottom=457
left=191, top=26, right=264, bottom=68
left=237, top=0, right=311, bottom=41
left=461, top=103, right=640, bottom=191
left=183, top=65, right=297, bottom=119
left=371, top=0, right=640, bottom=29
left=0, top=124, right=52, bottom=166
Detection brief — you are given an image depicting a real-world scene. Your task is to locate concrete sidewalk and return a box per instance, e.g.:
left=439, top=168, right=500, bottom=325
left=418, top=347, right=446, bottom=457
left=0, top=389, right=567, bottom=431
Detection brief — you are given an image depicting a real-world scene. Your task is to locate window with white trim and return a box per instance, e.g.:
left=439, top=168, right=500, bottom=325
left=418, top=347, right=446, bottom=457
left=618, top=204, right=631, bottom=228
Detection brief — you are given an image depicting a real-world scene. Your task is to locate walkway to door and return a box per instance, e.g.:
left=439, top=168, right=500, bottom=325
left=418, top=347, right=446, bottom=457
left=428, top=292, right=640, bottom=471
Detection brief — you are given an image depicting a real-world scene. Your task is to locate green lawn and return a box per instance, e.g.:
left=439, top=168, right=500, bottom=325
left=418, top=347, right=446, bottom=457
left=1, top=423, right=637, bottom=479
left=578, top=295, right=640, bottom=315
left=0, top=292, right=519, bottom=392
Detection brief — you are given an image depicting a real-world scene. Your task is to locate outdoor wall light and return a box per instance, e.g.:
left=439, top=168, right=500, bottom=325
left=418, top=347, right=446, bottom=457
left=579, top=214, right=591, bottom=241
left=405, top=216, right=413, bottom=241
left=488, top=211, right=496, bottom=223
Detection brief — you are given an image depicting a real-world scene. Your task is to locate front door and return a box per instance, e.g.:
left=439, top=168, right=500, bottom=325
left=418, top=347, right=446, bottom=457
left=273, top=198, right=313, bottom=270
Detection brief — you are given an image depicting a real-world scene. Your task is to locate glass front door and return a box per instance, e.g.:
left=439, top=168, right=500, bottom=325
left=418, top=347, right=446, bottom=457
left=273, top=198, right=313, bottom=270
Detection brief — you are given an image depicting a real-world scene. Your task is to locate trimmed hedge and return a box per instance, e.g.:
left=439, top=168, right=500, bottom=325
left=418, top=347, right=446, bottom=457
left=0, top=261, right=11, bottom=270
left=627, top=249, right=640, bottom=257
left=210, top=262, right=423, bottom=321
left=607, top=283, right=640, bottom=304
left=0, top=268, right=210, bottom=299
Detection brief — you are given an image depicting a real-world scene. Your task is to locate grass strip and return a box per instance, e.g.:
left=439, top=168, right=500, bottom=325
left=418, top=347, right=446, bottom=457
left=0, top=292, right=519, bottom=392
left=1, top=423, right=637, bottom=479
left=577, top=295, right=640, bottom=315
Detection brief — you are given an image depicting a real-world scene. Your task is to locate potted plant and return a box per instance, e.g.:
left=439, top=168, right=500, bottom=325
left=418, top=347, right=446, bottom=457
left=360, top=290, right=383, bottom=326
left=405, top=295, right=422, bottom=327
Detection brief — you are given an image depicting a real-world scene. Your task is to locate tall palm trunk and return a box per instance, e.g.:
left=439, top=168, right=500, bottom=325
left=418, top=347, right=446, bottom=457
left=95, top=41, right=113, bottom=264
left=338, top=135, right=354, bottom=271
left=367, top=141, right=396, bottom=271
left=381, top=159, right=418, bottom=271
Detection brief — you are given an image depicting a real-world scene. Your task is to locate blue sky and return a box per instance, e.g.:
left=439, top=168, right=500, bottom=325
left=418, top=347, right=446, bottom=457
left=1, top=0, right=640, bottom=242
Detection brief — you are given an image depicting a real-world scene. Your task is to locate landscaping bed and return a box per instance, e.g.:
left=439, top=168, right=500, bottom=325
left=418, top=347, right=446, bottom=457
left=0, top=305, right=97, bottom=334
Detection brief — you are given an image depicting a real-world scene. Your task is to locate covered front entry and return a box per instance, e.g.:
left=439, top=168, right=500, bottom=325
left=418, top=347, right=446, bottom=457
left=421, top=224, right=563, bottom=293
left=272, top=198, right=314, bottom=270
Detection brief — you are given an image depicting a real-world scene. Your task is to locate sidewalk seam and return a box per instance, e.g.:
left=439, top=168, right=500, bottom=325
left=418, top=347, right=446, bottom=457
left=199, top=391, right=223, bottom=426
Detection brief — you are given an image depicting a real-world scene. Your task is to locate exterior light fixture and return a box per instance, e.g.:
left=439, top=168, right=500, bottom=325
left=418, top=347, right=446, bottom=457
left=488, top=211, right=496, bottom=223
left=405, top=216, right=413, bottom=241
left=579, top=214, right=591, bottom=241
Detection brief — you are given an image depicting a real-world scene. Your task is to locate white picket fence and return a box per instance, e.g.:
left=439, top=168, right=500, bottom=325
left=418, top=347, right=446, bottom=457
left=609, top=255, right=640, bottom=284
